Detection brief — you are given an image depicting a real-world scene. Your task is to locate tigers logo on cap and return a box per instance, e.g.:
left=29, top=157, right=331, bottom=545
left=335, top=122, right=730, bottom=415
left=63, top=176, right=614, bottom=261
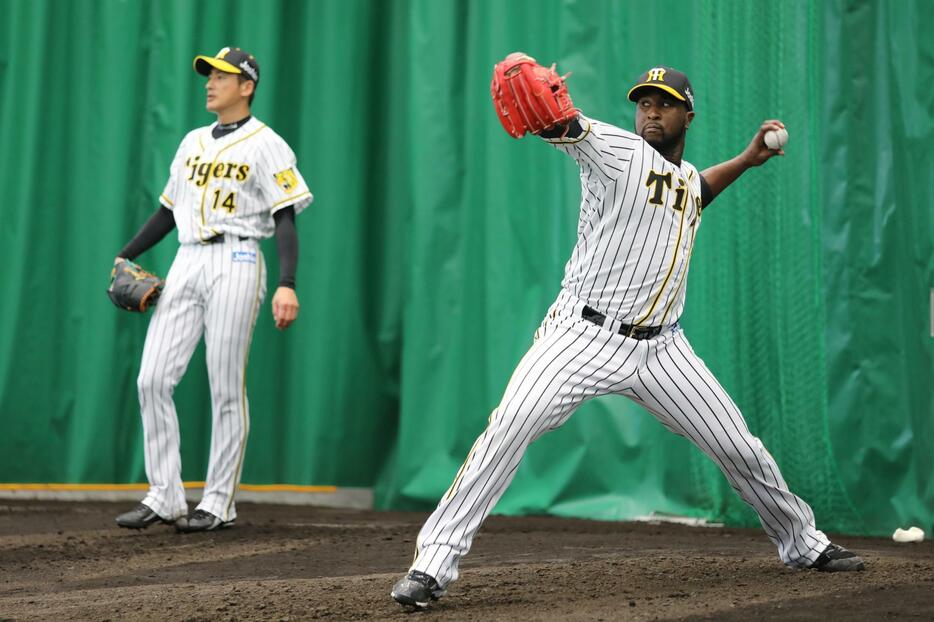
left=627, top=66, right=695, bottom=111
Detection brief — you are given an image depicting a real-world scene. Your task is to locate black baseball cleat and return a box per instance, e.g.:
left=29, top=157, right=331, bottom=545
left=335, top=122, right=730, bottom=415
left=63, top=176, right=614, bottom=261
left=391, top=570, right=446, bottom=610
left=810, top=543, right=865, bottom=572
left=174, top=509, right=235, bottom=533
left=115, top=503, right=174, bottom=530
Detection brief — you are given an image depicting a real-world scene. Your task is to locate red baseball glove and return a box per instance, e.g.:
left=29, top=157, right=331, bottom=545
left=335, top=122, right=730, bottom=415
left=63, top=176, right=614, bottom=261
left=490, top=52, right=576, bottom=138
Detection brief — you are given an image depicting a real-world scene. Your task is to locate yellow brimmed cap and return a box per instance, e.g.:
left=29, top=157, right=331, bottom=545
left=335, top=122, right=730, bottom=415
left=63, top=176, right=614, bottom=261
left=193, top=47, right=260, bottom=83
left=627, top=66, right=694, bottom=111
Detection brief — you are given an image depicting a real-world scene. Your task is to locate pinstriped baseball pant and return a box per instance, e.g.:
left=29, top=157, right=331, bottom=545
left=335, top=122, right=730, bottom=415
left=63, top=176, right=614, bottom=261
left=411, top=289, right=830, bottom=586
left=136, top=239, right=266, bottom=522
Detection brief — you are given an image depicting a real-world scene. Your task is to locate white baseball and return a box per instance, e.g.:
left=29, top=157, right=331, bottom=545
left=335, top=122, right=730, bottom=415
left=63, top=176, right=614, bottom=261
left=764, top=128, right=788, bottom=150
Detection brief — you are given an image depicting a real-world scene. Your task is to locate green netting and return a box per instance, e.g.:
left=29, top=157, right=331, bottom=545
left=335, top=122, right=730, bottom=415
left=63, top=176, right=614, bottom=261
left=0, top=0, right=930, bottom=537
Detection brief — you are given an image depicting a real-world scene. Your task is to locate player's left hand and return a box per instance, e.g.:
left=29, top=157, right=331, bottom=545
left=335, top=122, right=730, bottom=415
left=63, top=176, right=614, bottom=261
left=272, top=286, right=299, bottom=330
left=740, top=120, right=786, bottom=167
left=107, top=259, right=164, bottom=312
left=490, top=52, right=577, bottom=138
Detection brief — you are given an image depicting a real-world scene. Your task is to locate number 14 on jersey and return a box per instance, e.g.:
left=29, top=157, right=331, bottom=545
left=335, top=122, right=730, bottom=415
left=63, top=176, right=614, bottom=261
left=210, top=189, right=237, bottom=214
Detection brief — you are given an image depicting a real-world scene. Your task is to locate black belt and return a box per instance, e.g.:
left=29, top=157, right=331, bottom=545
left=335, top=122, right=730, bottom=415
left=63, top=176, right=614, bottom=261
left=581, top=305, right=663, bottom=339
left=204, top=234, right=250, bottom=244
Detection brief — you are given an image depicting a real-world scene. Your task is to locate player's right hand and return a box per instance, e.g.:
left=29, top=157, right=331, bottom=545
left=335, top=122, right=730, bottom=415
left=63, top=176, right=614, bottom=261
left=740, top=120, right=786, bottom=167
left=272, top=286, right=299, bottom=330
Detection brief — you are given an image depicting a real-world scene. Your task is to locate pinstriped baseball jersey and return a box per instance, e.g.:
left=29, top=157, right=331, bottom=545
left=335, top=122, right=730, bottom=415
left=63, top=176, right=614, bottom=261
left=544, top=115, right=703, bottom=327
left=160, top=117, right=313, bottom=243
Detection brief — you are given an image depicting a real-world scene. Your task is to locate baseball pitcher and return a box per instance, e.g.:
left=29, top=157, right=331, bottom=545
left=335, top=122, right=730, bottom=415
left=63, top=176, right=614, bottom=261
left=391, top=54, right=864, bottom=610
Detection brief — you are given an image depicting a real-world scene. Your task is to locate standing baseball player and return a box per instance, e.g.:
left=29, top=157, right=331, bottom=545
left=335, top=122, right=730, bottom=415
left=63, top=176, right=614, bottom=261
left=114, top=47, right=312, bottom=532
left=391, top=55, right=863, bottom=609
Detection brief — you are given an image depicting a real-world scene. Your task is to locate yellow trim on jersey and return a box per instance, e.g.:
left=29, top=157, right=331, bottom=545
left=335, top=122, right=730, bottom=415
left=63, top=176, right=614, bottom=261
left=443, top=438, right=481, bottom=501
left=635, top=198, right=688, bottom=326
left=443, top=409, right=496, bottom=501
left=194, top=55, right=241, bottom=75
left=659, top=217, right=699, bottom=325
left=657, top=176, right=701, bottom=324
left=160, top=193, right=175, bottom=207
left=271, top=190, right=311, bottom=209
left=627, top=83, right=686, bottom=103
left=224, top=251, right=265, bottom=518
left=197, top=123, right=268, bottom=242
left=543, top=118, right=592, bottom=145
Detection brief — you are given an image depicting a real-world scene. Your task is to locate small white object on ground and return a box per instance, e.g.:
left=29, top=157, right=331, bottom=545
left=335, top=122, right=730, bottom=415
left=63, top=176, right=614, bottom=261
left=892, top=526, right=925, bottom=543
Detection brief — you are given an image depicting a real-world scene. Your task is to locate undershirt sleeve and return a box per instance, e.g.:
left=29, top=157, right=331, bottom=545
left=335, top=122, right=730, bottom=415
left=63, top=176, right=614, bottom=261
left=273, top=206, right=298, bottom=289
left=117, top=206, right=176, bottom=260
left=539, top=117, right=584, bottom=140
left=699, top=175, right=714, bottom=209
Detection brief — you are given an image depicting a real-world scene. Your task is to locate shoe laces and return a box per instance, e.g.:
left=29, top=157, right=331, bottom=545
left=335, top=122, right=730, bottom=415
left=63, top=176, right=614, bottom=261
left=190, top=509, right=214, bottom=520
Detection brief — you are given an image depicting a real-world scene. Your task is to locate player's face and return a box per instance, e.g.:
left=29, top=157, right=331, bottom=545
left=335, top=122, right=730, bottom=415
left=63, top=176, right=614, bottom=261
left=205, top=69, right=251, bottom=112
left=634, top=91, right=694, bottom=151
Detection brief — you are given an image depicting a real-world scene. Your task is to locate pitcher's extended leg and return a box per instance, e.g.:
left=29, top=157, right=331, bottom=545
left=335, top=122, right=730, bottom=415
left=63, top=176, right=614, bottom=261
left=631, top=329, right=829, bottom=567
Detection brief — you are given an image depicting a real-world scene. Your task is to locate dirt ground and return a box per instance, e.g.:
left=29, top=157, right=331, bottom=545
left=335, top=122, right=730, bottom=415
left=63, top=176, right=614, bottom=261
left=0, top=501, right=932, bottom=621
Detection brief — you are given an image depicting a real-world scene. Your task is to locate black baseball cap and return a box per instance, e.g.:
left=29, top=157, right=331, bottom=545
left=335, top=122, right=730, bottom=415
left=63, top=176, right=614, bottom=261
left=627, top=66, right=694, bottom=111
left=193, top=47, right=260, bottom=84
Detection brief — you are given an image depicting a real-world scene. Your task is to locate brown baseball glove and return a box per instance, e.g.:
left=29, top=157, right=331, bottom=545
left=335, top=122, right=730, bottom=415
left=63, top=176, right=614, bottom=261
left=107, top=260, right=164, bottom=312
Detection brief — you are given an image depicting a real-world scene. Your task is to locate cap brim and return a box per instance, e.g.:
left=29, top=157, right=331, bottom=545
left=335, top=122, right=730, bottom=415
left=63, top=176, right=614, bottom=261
left=193, top=55, right=242, bottom=76
left=627, top=83, right=687, bottom=103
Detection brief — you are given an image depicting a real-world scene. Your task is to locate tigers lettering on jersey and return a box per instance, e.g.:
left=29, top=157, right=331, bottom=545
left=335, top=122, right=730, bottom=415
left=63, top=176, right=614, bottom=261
left=160, top=117, right=314, bottom=244
left=672, top=178, right=689, bottom=211
left=645, top=170, right=692, bottom=211
left=645, top=170, right=672, bottom=205
left=185, top=156, right=251, bottom=186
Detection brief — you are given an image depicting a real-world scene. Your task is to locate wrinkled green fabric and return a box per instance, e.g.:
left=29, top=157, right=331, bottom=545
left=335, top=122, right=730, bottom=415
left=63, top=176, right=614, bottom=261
left=0, top=0, right=929, bottom=536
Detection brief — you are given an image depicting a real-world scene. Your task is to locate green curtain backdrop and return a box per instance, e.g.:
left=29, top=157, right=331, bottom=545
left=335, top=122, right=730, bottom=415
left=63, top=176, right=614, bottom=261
left=0, top=0, right=930, bottom=537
